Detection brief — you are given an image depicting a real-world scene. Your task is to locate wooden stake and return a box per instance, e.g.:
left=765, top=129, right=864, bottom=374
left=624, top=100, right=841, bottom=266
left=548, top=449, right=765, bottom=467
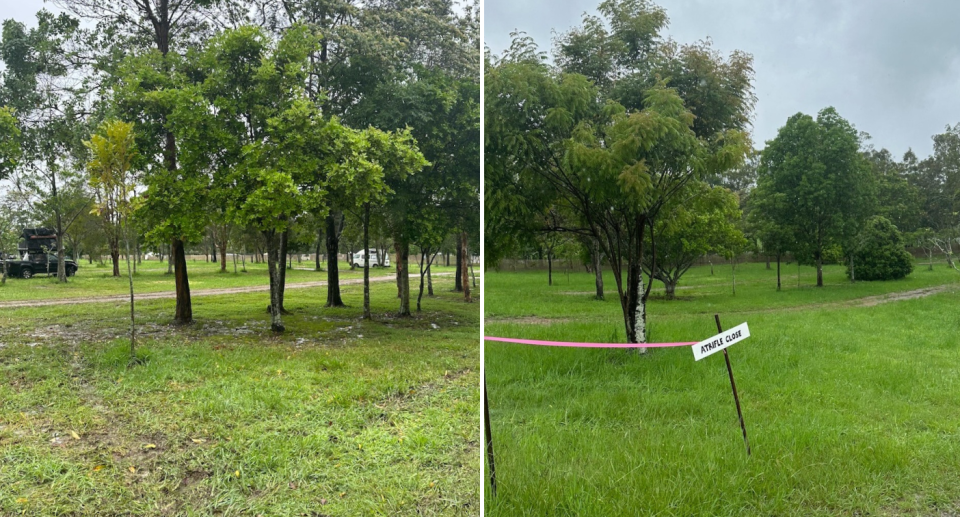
left=715, top=314, right=751, bottom=456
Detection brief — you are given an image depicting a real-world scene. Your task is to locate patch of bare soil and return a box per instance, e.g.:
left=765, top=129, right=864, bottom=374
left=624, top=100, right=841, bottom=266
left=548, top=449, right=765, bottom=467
left=851, top=285, right=953, bottom=307
left=704, top=284, right=960, bottom=316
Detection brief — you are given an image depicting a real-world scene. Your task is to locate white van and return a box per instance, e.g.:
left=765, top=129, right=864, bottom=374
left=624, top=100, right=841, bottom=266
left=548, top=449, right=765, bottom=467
left=352, top=249, right=390, bottom=268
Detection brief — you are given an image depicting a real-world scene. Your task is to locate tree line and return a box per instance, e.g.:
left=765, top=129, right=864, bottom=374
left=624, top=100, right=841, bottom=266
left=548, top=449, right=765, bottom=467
left=0, top=0, right=480, bottom=332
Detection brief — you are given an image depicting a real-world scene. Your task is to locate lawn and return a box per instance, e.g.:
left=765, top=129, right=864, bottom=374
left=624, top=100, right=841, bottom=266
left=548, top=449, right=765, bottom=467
left=0, top=264, right=480, bottom=516
left=485, top=260, right=960, bottom=516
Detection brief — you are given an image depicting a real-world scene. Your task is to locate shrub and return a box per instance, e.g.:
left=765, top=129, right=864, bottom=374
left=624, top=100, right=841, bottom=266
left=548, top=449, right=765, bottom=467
left=848, top=216, right=914, bottom=281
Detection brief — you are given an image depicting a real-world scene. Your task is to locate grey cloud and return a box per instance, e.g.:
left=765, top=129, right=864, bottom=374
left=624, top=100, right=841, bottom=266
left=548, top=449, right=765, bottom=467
left=485, top=0, right=960, bottom=158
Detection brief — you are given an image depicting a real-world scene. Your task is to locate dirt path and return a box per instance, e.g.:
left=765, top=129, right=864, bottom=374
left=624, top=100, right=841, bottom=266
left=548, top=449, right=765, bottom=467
left=0, top=273, right=454, bottom=309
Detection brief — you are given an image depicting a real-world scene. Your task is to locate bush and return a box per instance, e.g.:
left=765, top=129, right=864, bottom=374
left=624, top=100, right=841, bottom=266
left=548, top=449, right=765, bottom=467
left=847, top=216, right=914, bottom=281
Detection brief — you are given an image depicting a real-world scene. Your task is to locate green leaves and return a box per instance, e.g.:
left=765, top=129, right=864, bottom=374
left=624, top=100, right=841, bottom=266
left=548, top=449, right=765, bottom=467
left=0, top=106, right=21, bottom=180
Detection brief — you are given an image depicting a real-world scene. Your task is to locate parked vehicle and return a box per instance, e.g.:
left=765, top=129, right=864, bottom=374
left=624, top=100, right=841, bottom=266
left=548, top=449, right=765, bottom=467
left=352, top=249, right=389, bottom=268
left=1, top=252, right=79, bottom=279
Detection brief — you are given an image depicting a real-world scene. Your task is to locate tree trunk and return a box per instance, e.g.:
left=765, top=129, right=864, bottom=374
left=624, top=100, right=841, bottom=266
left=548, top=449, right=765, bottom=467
left=417, top=250, right=426, bottom=312
left=123, top=220, right=136, bottom=363
left=928, top=249, right=934, bottom=271
left=397, top=240, right=411, bottom=316
left=816, top=255, right=824, bottom=287
left=664, top=279, right=676, bottom=299
left=454, top=244, right=463, bottom=292
left=776, top=252, right=782, bottom=291
left=265, top=231, right=285, bottom=332
left=547, top=248, right=553, bottom=286
left=427, top=263, right=434, bottom=296
left=850, top=255, right=855, bottom=283
left=624, top=259, right=646, bottom=347
left=278, top=229, right=288, bottom=312
left=173, top=238, right=192, bottom=325
left=461, top=231, right=471, bottom=303
left=593, top=240, right=604, bottom=300
left=110, top=237, right=121, bottom=277
left=362, top=203, right=371, bottom=320
left=315, top=226, right=323, bottom=271
left=325, top=212, right=344, bottom=307
left=766, top=256, right=771, bottom=270
left=56, top=214, right=67, bottom=283
left=219, top=232, right=228, bottom=273
left=167, top=243, right=173, bottom=274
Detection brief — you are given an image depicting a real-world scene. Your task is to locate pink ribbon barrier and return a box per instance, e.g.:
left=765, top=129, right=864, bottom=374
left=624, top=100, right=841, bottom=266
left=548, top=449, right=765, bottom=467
left=484, top=336, right=697, bottom=348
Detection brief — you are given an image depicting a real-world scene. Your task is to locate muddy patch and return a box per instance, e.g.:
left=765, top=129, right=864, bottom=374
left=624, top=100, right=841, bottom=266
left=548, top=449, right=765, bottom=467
left=852, top=285, right=954, bottom=307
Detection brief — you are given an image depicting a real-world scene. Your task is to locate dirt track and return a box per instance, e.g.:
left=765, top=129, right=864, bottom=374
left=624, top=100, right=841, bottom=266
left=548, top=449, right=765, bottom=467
left=0, top=273, right=453, bottom=309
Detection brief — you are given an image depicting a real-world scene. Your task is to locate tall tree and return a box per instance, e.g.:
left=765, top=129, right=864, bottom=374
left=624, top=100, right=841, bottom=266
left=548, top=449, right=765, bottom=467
left=758, top=108, right=874, bottom=287
left=57, top=0, right=222, bottom=322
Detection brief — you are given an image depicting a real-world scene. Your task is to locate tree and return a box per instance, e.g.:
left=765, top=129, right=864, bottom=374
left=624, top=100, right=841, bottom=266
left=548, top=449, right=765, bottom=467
left=487, top=49, right=746, bottom=344
left=360, top=128, right=429, bottom=316
left=757, top=108, right=874, bottom=287
left=1, top=12, right=90, bottom=284
left=489, top=3, right=752, bottom=345
left=644, top=182, right=743, bottom=299
left=865, top=147, right=921, bottom=235
left=57, top=0, right=224, bottom=323
left=848, top=216, right=914, bottom=281
left=85, top=120, right=139, bottom=362
left=265, top=0, right=476, bottom=310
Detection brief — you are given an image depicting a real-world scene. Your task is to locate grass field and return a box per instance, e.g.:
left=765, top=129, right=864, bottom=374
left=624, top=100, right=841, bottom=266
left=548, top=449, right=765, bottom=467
left=485, top=260, right=960, bottom=516
left=0, top=257, right=461, bottom=301
left=0, top=262, right=480, bottom=516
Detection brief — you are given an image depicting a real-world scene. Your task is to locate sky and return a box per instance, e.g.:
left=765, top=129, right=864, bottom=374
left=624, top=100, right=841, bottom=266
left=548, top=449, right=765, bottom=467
left=4, top=0, right=960, bottom=158
left=484, top=0, right=960, bottom=159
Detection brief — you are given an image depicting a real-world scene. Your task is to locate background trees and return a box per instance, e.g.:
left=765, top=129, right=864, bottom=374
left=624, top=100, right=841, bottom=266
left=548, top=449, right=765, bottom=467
left=755, top=108, right=874, bottom=287
left=0, top=0, right=478, bottom=329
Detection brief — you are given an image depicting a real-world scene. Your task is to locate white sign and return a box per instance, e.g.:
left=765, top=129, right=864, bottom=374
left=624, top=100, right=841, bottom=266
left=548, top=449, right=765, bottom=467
left=692, top=322, right=750, bottom=361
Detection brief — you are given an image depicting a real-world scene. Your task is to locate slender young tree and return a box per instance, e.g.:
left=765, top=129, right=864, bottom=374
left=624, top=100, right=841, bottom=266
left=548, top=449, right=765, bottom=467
left=85, top=120, right=139, bottom=362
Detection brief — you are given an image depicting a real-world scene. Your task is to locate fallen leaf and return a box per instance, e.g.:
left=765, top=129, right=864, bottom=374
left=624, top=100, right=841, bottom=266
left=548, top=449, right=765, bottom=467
left=235, top=470, right=240, bottom=477
left=143, top=443, right=157, bottom=450
left=16, top=498, right=27, bottom=504
left=93, top=465, right=104, bottom=472
left=128, top=466, right=136, bottom=473
left=191, top=438, right=205, bottom=444
left=70, top=431, right=80, bottom=440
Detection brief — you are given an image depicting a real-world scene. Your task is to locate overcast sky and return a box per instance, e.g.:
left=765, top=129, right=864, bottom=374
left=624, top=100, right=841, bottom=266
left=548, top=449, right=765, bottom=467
left=485, top=0, right=960, bottom=158
left=5, top=1, right=960, bottom=157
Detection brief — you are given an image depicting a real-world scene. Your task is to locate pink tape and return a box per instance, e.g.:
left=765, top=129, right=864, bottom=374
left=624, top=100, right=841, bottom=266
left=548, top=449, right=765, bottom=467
left=484, top=336, right=697, bottom=348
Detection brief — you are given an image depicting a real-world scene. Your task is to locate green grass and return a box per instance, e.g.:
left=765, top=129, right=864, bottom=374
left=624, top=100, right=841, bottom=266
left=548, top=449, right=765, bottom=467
left=0, top=258, right=460, bottom=301
left=0, top=269, right=480, bottom=516
left=485, top=260, right=960, bottom=516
